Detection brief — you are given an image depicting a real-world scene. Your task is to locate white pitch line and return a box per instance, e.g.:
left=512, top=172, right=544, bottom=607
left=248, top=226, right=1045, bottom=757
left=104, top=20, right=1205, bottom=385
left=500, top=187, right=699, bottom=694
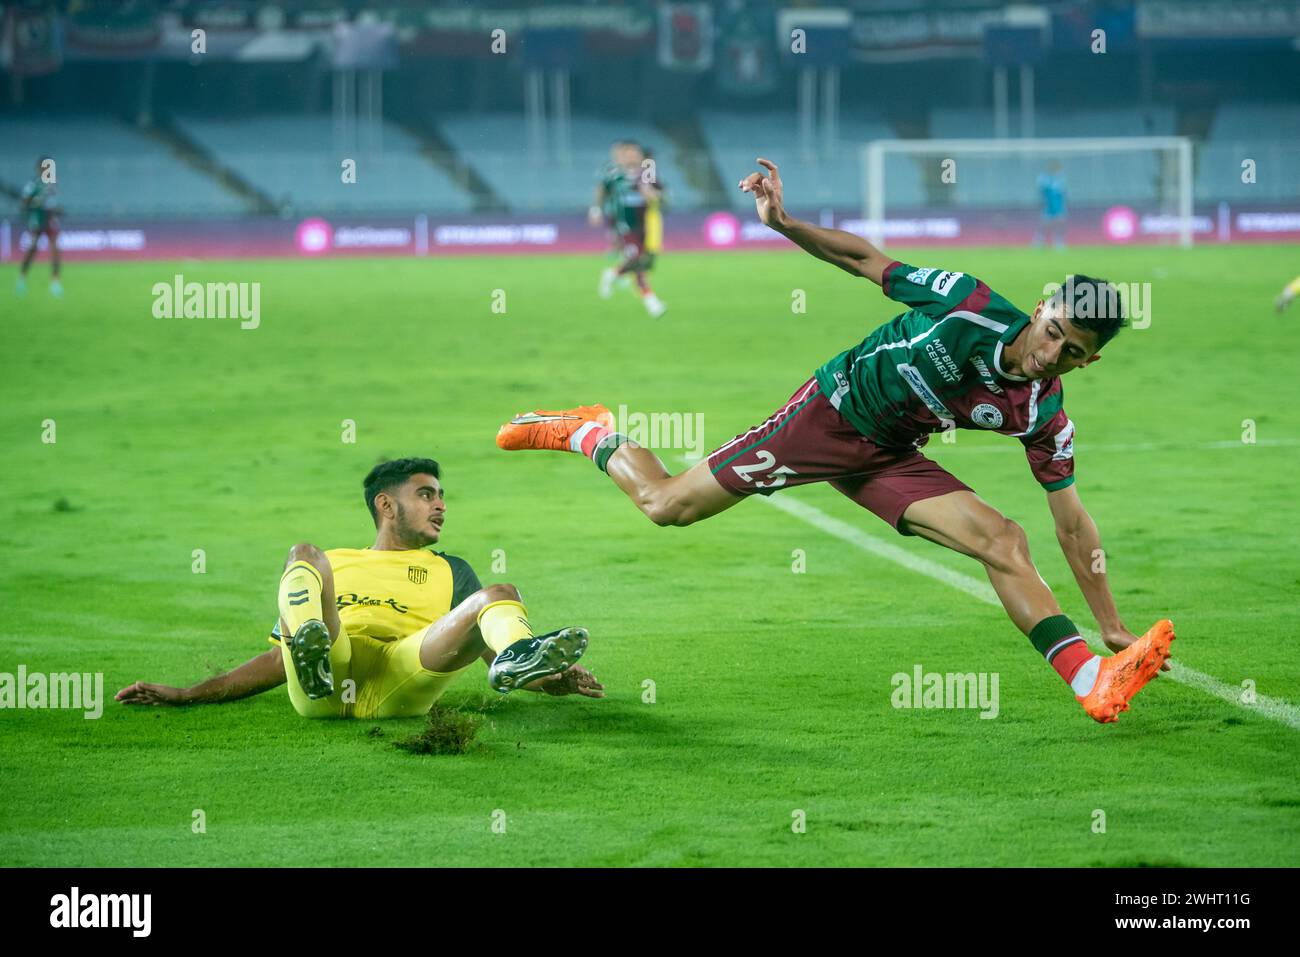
left=759, top=492, right=1300, bottom=731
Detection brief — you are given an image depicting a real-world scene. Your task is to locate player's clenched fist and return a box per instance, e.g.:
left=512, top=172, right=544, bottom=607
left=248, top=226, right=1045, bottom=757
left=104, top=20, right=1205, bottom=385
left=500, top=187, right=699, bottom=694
left=738, top=157, right=787, bottom=229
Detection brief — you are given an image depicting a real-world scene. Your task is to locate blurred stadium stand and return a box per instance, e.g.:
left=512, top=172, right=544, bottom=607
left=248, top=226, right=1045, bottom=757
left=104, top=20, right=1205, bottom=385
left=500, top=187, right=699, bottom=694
left=1196, top=102, right=1300, bottom=202
left=173, top=115, right=477, bottom=214
left=0, top=117, right=251, bottom=217
left=1, top=2, right=1298, bottom=219
left=698, top=111, right=905, bottom=210
left=436, top=113, right=702, bottom=213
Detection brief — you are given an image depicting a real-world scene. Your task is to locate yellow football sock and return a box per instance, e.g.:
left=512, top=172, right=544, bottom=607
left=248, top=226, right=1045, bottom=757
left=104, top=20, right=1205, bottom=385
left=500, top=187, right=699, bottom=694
left=278, top=560, right=324, bottom=636
left=477, top=599, right=534, bottom=654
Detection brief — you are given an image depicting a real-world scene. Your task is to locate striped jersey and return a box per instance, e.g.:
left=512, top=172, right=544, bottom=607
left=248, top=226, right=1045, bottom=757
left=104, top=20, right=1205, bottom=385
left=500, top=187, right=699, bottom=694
left=813, top=261, right=1076, bottom=491
left=599, top=162, right=660, bottom=235
left=22, top=178, right=57, bottom=229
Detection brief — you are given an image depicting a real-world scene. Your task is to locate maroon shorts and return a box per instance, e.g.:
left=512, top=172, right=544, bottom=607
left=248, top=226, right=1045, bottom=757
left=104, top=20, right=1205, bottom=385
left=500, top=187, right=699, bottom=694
left=27, top=218, right=59, bottom=241
left=705, top=377, right=970, bottom=535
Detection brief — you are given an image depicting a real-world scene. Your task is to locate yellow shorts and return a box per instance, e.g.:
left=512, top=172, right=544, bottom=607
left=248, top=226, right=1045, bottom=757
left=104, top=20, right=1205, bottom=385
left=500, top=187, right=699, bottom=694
left=645, top=206, right=662, bottom=254
left=278, top=626, right=468, bottom=719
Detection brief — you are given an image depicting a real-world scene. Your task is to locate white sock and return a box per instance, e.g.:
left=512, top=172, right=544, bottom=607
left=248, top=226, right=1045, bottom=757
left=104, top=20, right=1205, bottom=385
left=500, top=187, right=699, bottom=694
left=1070, top=656, right=1101, bottom=696
left=568, top=420, right=604, bottom=454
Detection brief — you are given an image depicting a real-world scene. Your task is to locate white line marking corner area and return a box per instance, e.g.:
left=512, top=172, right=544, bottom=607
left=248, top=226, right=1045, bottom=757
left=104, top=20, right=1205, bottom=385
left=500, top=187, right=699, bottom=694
left=762, top=491, right=1300, bottom=732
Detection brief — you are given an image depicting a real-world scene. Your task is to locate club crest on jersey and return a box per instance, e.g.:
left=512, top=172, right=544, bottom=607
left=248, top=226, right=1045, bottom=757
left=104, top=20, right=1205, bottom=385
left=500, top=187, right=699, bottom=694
left=971, top=403, right=1004, bottom=429
left=407, top=566, right=428, bottom=585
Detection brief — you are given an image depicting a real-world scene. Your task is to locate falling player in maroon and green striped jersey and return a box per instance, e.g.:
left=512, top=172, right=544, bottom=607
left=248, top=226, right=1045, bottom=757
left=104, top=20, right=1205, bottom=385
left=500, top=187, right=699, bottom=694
left=497, top=158, right=1174, bottom=725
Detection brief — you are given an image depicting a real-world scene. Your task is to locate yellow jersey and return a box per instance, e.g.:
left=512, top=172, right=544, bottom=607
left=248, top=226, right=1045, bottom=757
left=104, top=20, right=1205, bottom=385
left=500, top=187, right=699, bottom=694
left=270, top=547, right=481, bottom=644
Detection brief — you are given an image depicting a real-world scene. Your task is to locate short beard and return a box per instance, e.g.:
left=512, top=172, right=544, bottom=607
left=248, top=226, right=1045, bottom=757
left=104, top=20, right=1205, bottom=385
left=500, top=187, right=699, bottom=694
left=394, top=503, right=435, bottom=549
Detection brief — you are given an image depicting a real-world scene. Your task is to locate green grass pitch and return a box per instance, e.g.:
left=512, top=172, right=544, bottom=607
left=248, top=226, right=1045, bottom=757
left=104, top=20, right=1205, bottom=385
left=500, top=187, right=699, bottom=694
left=3, top=245, right=1298, bottom=867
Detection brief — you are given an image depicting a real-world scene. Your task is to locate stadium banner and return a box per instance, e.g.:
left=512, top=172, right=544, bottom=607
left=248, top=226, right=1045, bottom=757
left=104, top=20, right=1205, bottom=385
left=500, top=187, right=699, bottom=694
left=657, top=3, right=713, bottom=73
left=331, top=20, right=399, bottom=70
left=389, top=4, right=654, bottom=57
left=1052, top=3, right=1137, bottom=51
left=5, top=203, right=1299, bottom=265
left=1137, top=0, right=1300, bottom=41
left=849, top=3, right=1002, bottom=63
left=776, top=7, right=853, bottom=65
left=63, top=0, right=162, bottom=57
left=715, top=2, right=777, bottom=95
left=518, top=27, right=586, bottom=70
left=1, top=5, right=63, bottom=76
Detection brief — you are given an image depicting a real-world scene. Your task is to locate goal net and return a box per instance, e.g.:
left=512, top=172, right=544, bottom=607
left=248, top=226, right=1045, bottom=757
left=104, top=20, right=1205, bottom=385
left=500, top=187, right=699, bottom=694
left=860, top=136, right=1195, bottom=247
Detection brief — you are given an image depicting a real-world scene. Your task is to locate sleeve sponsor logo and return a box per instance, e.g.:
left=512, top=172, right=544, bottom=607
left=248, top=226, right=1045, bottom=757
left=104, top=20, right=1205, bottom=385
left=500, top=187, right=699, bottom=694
left=1052, top=419, right=1076, bottom=460
left=932, top=271, right=965, bottom=296
left=906, top=267, right=937, bottom=285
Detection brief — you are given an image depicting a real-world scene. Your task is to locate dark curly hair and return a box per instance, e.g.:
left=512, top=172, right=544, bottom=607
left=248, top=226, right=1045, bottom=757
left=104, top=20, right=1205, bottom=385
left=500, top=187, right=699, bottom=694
left=363, top=458, right=441, bottom=526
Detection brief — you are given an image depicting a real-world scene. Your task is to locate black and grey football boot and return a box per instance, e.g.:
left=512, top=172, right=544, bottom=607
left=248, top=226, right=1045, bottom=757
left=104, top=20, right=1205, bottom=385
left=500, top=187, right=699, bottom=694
left=289, top=619, right=335, bottom=700
left=488, top=627, right=589, bottom=694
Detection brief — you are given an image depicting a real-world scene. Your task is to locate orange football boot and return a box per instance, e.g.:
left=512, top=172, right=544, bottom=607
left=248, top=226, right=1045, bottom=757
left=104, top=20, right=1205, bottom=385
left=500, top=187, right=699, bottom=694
left=1077, top=619, right=1175, bottom=724
left=496, top=404, right=615, bottom=452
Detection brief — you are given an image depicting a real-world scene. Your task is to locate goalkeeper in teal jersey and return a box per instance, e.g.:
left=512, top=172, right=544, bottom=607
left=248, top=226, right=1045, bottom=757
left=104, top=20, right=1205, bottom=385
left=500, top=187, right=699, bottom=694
left=17, top=156, right=63, bottom=298
left=500, top=158, right=1175, bottom=725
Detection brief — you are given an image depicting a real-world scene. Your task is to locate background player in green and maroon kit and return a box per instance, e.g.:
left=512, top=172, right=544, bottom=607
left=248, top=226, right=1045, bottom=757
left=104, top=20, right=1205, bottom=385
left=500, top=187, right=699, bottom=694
left=17, top=156, right=63, bottom=298
left=590, top=140, right=633, bottom=284
left=499, top=158, right=1174, bottom=725
left=593, top=140, right=667, bottom=317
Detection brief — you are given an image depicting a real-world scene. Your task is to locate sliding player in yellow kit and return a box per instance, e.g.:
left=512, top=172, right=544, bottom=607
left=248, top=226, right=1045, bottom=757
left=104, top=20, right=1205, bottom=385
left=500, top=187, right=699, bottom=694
left=116, top=458, right=602, bottom=717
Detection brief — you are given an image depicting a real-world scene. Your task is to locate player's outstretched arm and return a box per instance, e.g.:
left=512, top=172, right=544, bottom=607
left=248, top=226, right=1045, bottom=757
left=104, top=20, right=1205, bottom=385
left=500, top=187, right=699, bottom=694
left=739, top=157, right=893, bottom=285
left=1047, top=485, right=1169, bottom=670
left=116, top=647, right=286, bottom=707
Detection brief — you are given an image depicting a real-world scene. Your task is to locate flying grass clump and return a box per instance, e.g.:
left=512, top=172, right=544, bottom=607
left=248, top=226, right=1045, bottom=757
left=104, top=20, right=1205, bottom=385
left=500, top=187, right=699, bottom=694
left=392, top=705, right=484, bottom=756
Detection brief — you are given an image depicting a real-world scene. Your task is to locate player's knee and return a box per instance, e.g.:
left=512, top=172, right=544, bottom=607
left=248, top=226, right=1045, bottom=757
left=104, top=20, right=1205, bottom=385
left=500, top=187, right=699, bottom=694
left=480, top=582, right=522, bottom=604
left=286, top=542, right=327, bottom=568
left=984, top=519, right=1031, bottom=570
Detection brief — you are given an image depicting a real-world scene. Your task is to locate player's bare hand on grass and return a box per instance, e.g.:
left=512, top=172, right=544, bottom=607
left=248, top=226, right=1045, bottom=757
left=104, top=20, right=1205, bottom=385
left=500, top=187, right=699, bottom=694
left=524, top=664, right=604, bottom=698
left=739, top=158, right=787, bottom=229
left=1103, top=626, right=1172, bottom=673
left=116, top=680, right=190, bottom=706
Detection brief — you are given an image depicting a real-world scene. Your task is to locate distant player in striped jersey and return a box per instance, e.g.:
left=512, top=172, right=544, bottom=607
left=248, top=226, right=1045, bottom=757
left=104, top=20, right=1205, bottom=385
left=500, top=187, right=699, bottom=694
left=499, top=158, right=1174, bottom=725
left=591, top=140, right=634, bottom=291
left=17, top=156, right=63, bottom=298
left=594, top=140, right=667, bottom=317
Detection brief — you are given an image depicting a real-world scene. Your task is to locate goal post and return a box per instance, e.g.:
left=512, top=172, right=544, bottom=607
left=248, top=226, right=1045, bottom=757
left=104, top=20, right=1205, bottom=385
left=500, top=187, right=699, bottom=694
left=861, top=136, right=1195, bottom=247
